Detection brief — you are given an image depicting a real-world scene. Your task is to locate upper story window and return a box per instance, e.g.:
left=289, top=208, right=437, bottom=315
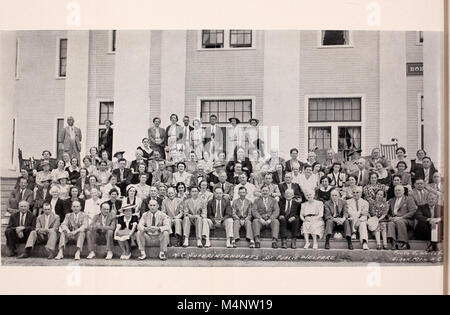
left=320, top=30, right=352, bottom=47
left=57, top=38, right=67, bottom=78
left=199, top=30, right=255, bottom=50
left=417, top=31, right=424, bottom=45
left=309, top=98, right=361, bottom=122
left=200, top=99, right=253, bottom=124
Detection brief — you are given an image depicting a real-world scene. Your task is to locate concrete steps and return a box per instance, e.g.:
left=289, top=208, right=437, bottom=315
left=1, top=177, right=16, bottom=225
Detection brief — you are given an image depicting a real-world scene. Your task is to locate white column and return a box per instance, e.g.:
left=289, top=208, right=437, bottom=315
left=160, top=30, right=186, bottom=124
left=113, top=31, right=151, bottom=162
left=263, top=30, right=300, bottom=158
left=379, top=31, right=408, bottom=149
left=0, top=31, right=18, bottom=175
left=64, top=30, right=90, bottom=158
left=423, top=31, right=444, bottom=171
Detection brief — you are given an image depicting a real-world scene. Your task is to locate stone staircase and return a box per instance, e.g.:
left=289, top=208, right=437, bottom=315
left=0, top=176, right=443, bottom=265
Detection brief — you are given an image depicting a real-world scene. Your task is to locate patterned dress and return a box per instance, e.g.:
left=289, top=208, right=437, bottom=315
left=369, top=200, right=389, bottom=232
left=363, top=183, right=386, bottom=204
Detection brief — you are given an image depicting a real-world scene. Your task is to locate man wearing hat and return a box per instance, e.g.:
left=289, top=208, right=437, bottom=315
left=61, top=116, right=82, bottom=161
left=99, top=119, right=113, bottom=159
left=112, top=158, right=133, bottom=196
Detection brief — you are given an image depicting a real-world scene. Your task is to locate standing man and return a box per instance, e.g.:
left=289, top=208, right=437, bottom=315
left=278, top=189, right=301, bottom=249
left=352, top=158, right=369, bottom=186
left=232, top=187, right=255, bottom=248
left=204, top=114, right=224, bottom=158
left=86, top=202, right=116, bottom=260
left=251, top=185, right=280, bottom=249
left=181, top=116, right=194, bottom=159
left=61, top=116, right=82, bottom=161
left=55, top=201, right=88, bottom=260
left=18, top=202, right=60, bottom=259
left=5, top=201, right=36, bottom=257
left=161, top=187, right=184, bottom=247
left=136, top=199, right=171, bottom=261
left=203, top=187, right=234, bottom=248
left=181, top=186, right=205, bottom=248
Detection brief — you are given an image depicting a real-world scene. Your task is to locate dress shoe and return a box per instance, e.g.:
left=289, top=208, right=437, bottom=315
left=120, top=254, right=126, bottom=260
left=55, top=250, right=64, bottom=260
left=159, top=252, right=167, bottom=261
left=281, top=239, right=287, bottom=249
left=87, top=251, right=96, bottom=259
left=255, top=242, right=261, bottom=248
left=249, top=240, right=255, bottom=248
left=291, top=239, right=296, bottom=249
left=137, top=251, right=147, bottom=260
left=105, top=251, right=113, bottom=260
left=205, top=238, right=211, bottom=248
left=197, top=239, right=203, bottom=248
left=351, top=233, right=357, bottom=240
left=17, top=252, right=30, bottom=259
left=324, top=242, right=330, bottom=250
left=47, top=251, right=56, bottom=260
left=226, top=239, right=232, bottom=248
left=272, top=240, right=278, bottom=249
left=362, top=242, right=369, bottom=250
left=183, top=237, right=189, bottom=248
left=232, top=240, right=236, bottom=248
left=74, top=250, right=81, bottom=260
left=376, top=244, right=382, bottom=250
left=347, top=242, right=354, bottom=250
left=303, top=242, right=311, bottom=249
left=312, top=243, right=318, bottom=249
left=6, top=250, right=16, bottom=257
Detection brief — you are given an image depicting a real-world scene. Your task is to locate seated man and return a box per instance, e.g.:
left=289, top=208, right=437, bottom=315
left=8, top=177, right=34, bottom=213
left=410, top=178, right=430, bottom=207
left=161, top=187, right=183, bottom=247
left=278, top=189, right=301, bottom=249
left=251, top=185, right=280, bottom=249
left=231, top=186, right=255, bottom=248
left=5, top=201, right=37, bottom=257
left=213, top=171, right=234, bottom=201
left=86, top=202, right=116, bottom=260
left=139, top=186, right=164, bottom=215
left=262, top=173, right=281, bottom=202
left=18, top=202, right=60, bottom=259
left=279, top=172, right=303, bottom=202
left=387, top=185, right=417, bottom=250
left=136, top=199, right=171, bottom=261
left=347, top=186, right=370, bottom=250
left=323, top=188, right=353, bottom=250
left=112, top=158, right=133, bottom=196
left=55, top=201, right=88, bottom=260
left=33, top=176, right=52, bottom=216
left=203, top=187, right=234, bottom=248
left=233, top=173, right=259, bottom=203
left=181, top=186, right=205, bottom=248
left=415, top=192, right=443, bottom=252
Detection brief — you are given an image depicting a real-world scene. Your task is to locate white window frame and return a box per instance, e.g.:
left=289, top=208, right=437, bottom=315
left=416, top=31, right=424, bottom=46
left=304, top=94, right=366, bottom=156
left=196, top=96, right=256, bottom=127
left=317, top=30, right=354, bottom=49
left=15, top=38, right=21, bottom=80
left=108, top=30, right=116, bottom=54
left=55, top=37, right=67, bottom=79
left=197, top=30, right=256, bottom=51
left=417, top=92, right=424, bottom=150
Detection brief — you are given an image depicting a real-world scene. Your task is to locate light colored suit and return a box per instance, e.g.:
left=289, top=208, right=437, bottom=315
left=251, top=196, right=280, bottom=239
left=26, top=213, right=60, bottom=251
left=137, top=210, right=171, bottom=252
left=346, top=198, right=370, bottom=242
left=59, top=211, right=89, bottom=250
left=232, top=197, right=254, bottom=241
left=87, top=212, right=116, bottom=252
left=181, top=198, right=206, bottom=239
left=387, top=196, right=417, bottom=243
left=61, top=125, right=82, bottom=160
left=161, top=197, right=184, bottom=236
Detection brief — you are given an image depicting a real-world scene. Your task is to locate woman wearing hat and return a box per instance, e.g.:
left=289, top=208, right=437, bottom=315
left=53, top=172, right=71, bottom=200
left=191, top=118, right=205, bottom=160
left=35, top=160, right=53, bottom=189
left=99, top=119, right=113, bottom=159
left=369, top=189, right=389, bottom=250
left=115, top=205, right=139, bottom=260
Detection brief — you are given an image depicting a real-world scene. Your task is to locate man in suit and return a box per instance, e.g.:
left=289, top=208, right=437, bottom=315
left=415, top=192, right=443, bottom=251
left=61, top=116, right=82, bottom=160
left=346, top=186, right=370, bottom=249
left=279, top=172, right=303, bottom=203
left=190, top=164, right=210, bottom=189
left=112, top=158, right=133, bottom=196
left=386, top=185, right=417, bottom=250
left=231, top=186, right=255, bottom=248
left=33, top=177, right=52, bottom=215
left=324, top=188, right=353, bottom=250
left=139, top=186, right=164, bottom=214
left=410, top=178, right=430, bottom=207
left=136, top=199, right=171, bottom=260
left=161, top=187, right=184, bottom=246
left=252, top=185, right=280, bottom=248
left=204, top=114, right=224, bottom=156
left=351, top=158, right=370, bottom=186
left=262, top=173, right=281, bottom=202
left=414, top=156, right=437, bottom=184
left=181, top=186, right=205, bottom=248
left=181, top=116, right=194, bottom=158
left=5, top=201, right=37, bottom=257
left=55, top=201, right=88, bottom=260
left=233, top=173, right=259, bottom=202
left=86, top=202, right=116, bottom=260
left=8, top=177, right=34, bottom=213
left=284, top=148, right=304, bottom=173
left=278, top=189, right=301, bottom=249
left=18, top=202, right=60, bottom=259
left=213, top=171, right=234, bottom=200
left=272, top=163, right=286, bottom=185
left=203, top=187, right=234, bottom=248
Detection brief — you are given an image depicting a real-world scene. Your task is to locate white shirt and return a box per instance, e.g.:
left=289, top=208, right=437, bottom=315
left=233, top=182, right=258, bottom=202
left=50, top=198, right=57, bottom=215
left=298, top=173, right=318, bottom=193
left=291, top=172, right=302, bottom=185
left=393, top=197, right=403, bottom=216
left=101, top=214, right=107, bottom=226
left=69, top=126, right=75, bottom=140
left=424, top=168, right=430, bottom=183
left=44, top=214, right=50, bottom=229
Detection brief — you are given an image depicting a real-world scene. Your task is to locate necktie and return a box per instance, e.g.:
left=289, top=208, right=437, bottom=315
left=151, top=213, right=155, bottom=226
left=334, top=202, right=338, bottom=217
left=355, top=199, right=359, bottom=213
left=20, top=214, right=25, bottom=226
left=20, top=189, right=24, bottom=201
left=419, top=191, right=422, bottom=204
left=359, top=172, right=363, bottom=185
left=286, top=200, right=291, bottom=216
left=45, top=216, right=49, bottom=229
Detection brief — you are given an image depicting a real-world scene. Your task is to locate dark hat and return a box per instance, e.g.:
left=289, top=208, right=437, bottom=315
left=114, top=151, right=125, bottom=158
left=228, top=117, right=241, bottom=124
left=249, top=118, right=259, bottom=125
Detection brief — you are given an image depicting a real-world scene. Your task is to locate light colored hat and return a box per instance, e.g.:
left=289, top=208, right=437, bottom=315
left=213, top=161, right=225, bottom=168
left=367, top=216, right=379, bottom=232
left=57, top=172, right=69, bottom=181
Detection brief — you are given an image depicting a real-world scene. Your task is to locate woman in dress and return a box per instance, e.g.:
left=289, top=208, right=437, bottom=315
left=341, top=175, right=358, bottom=200
left=375, top=161, right=391, bottom=186
left=327, top=162, right=347, bottom=189
left=369, top=189, right=389, bottom=250
left=165, top=113, right=183, bottom=156
left=89, top=146, right=102, bottom=167
left=394, top=161, right=412, bottom=191
left=249, top=149, right=265, bottom=175
left=300, top=190, right=325, bottom=249
left=54, top=172, right=71, bottom=200
left=130, top=163, right=152, bottom=186
left=82, top=156, right=97, bottom=175
left=362, top=172, right=387, bottom=204
left=137, top=137, right=153, bottom=161
left=120, top=185, right=142, bottom=217
left=245, top=118, right=261, bottom=157
left=64, top=186, right=86, bottom=214
left=190, top=118, right=205, bottom=160
left=410, top=149, right=427, bottom=181
left=83, top=188, right=102, bottom=225
left=198, top=180, right=213, bottom=203
left=148, top=117, right=166, bottom=159
left=298, top=164, right=319, bottom=196
left=130, top=149, right=147, bottom=173
left=99, top=150, right=113, bottom=171
left=65, top=157, right=80, bottom=185
left=389, top=147, right=410, bottom=173
left=84, top=175, right=102, bottom=200
left=94, top=160, right=112, bottom=187
left=197, top=151, right=214, bottom=174
left=227, top=117, right=245, bottom=160
left=176, top=182, right=189, bottom=200
left=62, top=152, right=71, bottom=168
left=172, top=162, right=192, bottom=188
left=51, top=160, right=67, bottom=184
left=99, top=119, right=113, bottom=159
left=114, top=205, right=139, bottom=260
left=185, top=151, right=198, bottom=174
left=316, top=176, right=333, bottom=203
left=312, top=162, right=324, bottom=186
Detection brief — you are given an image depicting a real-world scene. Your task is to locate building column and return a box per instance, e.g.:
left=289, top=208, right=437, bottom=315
left=423, top=31, right=444, bottom=171
left=379, top=31, right=408, bottom=151
left=263, top=30, right=301, bottom=159
left=160, top=30, right=187, bottom=125
left=113, top=31, right=151, bottom=162
left=64, top=30, right=90, bottom=159
left=0, top=31, right=18, bottom=175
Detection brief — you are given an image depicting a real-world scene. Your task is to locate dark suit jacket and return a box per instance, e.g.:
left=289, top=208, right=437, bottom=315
left=226, top=159, right=253, bottom=179
left=99, top=127, right=113, bottom=156
left=130, top=172, right=153, bottom=186
left=324, top=199, right=349, bottom=220
left=278, top=182, right=302, bottom=200
left=204, top=125, right=224, bottom=149
left=33, top=187, right=52, bottom=213
left=105, top=199, right=122, bottom=213
left=278, top=199, right=301, bottom=220
left=8, top=187, right=34, bottom=209
left=414, top=166, right=437, bottom=184
left=112, top=168, right=133, bottom=185
left=284, top=159, right=304, bottom=173
left=6, top=210, right=36, bottom=234
left=272, top=170, right=286, bottom=185
left=207, top=198, right=233, bottom=222
left=387, top=196, right=417, bottom=221
left=415, top=204, right=444, bottom=241
left=181, top=125, right=194, bottom=142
